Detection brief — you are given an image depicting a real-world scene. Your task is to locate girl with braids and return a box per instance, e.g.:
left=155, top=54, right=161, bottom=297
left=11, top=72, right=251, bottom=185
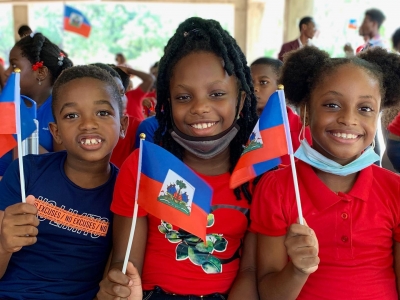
left=4, top=32, right=73, bottom=153
left=251, top=46, right=400, bottom=300
left=97, top=17, right=259, bottom=300
left=0, top=33, right=73, bottom=178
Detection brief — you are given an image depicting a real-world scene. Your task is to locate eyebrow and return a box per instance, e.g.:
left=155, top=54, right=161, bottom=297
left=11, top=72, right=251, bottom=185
left=321, top=90, right=377, bottom=100
left=59, top=100, right=115, bottom=114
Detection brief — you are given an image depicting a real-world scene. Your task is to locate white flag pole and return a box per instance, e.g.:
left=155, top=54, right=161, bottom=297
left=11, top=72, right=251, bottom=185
left=14, top=70, right=27, bottom=203
left=277, top=85, right=304, bottom=225
left=122, top=133, right=145, bottom=274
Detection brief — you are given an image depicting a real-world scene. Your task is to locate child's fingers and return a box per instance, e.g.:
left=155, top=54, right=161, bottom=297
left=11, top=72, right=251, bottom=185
left=25, top=195, right=36, bottom=205
left=4, top=201, right=38, bottom=216
left=97, top=268, right=133, bottom=299
left=125, top=262, right=142, bottom=300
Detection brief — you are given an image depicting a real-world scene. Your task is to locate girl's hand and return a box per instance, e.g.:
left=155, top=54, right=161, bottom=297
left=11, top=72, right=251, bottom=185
left=97, top=262, right=142, bottom=300
left=0, top=195, right=39, bottom=253
left=284, top=219, right=319, bottom=275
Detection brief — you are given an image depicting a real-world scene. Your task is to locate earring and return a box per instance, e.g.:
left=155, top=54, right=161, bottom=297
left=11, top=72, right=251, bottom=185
left=120, top=130, right=125, bottom=138
left=38, top=79, right=42, bottom=86
left=371, top=138, right=375, bottom=149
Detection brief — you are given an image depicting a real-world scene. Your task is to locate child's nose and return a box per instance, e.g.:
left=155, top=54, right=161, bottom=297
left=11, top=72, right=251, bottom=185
left=338, top=108, right=358, bottom=126
left=79, top=116, right=98, bottom=130
left=189, top=97, right=211, bottom=115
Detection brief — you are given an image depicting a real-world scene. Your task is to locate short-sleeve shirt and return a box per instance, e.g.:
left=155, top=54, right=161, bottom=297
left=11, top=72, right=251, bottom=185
left=0, top=151, right=117, bottom=299
left=111, top=151, right=250, bottom=295
left=36, top=95, right=54, bottom=152
left=110, top=116, right=141, bottom=168
left=125, top=87, right=149, bottom=121
left=250, top=160, right=400, bottom=300
left=134, top=116, right=159, bottom=149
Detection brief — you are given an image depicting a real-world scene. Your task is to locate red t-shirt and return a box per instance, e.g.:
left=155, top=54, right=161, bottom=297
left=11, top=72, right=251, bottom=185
left=110, top=116, right=141, bottom=169
left=388, top=112, right=400, bottom=136
left=281, top=107, right=312, bottom=165
left=111, top=151, right=250, bottom=295
left=125, top=88, right=149, bottom=121
left=250, top=160, right=400, bottom=300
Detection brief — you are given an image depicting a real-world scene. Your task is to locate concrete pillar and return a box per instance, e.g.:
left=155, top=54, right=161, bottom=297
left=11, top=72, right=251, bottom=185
left=233, top=0, right=248, bottom=54
left=13, top=4, right=29, bottom=42
left=283, top=0, right=314, bottom=42
left=246, top=0, right=265, bottom=63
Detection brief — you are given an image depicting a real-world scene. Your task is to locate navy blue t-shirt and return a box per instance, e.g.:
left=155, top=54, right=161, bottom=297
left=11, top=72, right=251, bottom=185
left=0, top=151, right=117, bottom=299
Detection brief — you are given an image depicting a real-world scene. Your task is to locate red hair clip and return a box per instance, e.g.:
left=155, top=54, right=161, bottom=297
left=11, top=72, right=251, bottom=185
left=32, top=61, right=44, bottom=71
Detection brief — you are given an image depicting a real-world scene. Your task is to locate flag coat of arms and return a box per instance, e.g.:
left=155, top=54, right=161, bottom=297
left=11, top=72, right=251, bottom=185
left=230, top=90, right=289, bottom=188
left=0, top=73, right=36, bottom=157
left=138, top=140, right=213, bottom=241
left=64, top=5, right=91, bottom=38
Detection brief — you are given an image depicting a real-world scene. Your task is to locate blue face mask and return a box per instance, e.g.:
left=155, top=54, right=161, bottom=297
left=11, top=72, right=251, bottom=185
left=294, top=139, right=380, bottom=176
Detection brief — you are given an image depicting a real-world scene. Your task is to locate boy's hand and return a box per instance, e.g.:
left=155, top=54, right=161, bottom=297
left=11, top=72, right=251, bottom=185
left=97, top=262, right=142, bottom=300
left=0, top=195, right=39, bottom=253
left=285, top=219, right=319, bottom=275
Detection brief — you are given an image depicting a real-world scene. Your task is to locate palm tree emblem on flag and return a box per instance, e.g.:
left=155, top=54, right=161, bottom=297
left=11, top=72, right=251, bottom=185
left=158, top=170, right=195, bottom=216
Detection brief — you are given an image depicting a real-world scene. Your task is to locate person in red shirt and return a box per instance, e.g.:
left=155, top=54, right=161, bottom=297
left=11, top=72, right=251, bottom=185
left=251, top=46, right=400, bottom=300
left=250, top=57, right=312, bottom=165
left=123, top=66, right=155, bottom=121
left=96, top=17, right=259, bottom=300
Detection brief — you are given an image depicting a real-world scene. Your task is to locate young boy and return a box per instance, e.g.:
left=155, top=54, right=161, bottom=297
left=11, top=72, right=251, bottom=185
left=251, top=57, right=312, bottom=164
left=0, top=65, right=128, bottom=299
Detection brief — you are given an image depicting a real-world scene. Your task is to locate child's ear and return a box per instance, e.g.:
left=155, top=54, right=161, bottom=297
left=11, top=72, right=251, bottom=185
left=49, top=122, right=63, bottom=144
left=238, top=91, right=246, bottom=115
left=36, top=66, right=50, bottom=82
left=119, top=115, right=128, bottom=138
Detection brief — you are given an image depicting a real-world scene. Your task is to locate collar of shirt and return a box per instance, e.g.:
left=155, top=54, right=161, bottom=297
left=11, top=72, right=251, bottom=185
left=297, top=160, right=372, bottom=212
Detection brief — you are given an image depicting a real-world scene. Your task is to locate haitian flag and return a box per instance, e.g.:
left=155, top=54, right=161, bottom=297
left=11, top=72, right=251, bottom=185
left=0, top=72, right=36, bottom=157
left=138, top=140, right=213, bottom=241
left=64, top=5, right=91, bottom=38
left=230, top=89, right=291, bottom=188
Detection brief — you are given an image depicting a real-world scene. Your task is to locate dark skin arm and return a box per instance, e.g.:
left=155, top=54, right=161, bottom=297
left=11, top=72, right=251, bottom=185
left=257, top=221, right=319, bottom=300
left=97, top=215, right=147, bottom=300
left=117, top=66, right=155, bottom=93
left=228, top=231, right=258, bottom=300
left=394, top=242, right=400, bottom=299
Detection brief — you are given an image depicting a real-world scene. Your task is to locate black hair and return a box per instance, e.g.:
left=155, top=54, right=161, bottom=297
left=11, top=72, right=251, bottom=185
left=15, top=33, right=73, bottom=84
left=154, top=17, right=258, bottom=203
left=17, top=25, right=32, bottom=37
left=91, top=63, right=120, bottom=79
left=110, top=65, right=130, bottom=91
left=115, top=53, right=126, bottom=62
left=280, top=46, right=400, bottom=109
left=365, top=8, right=386, bottom=28
left=151, top=61, right=159, bottom=69
left=392, top=28, right=400, bottom=50
left=251, top=57, right=283, bottom=76
left=299, top=17, right=314, bottom=32
left=52, top=65, right=123, bottom=120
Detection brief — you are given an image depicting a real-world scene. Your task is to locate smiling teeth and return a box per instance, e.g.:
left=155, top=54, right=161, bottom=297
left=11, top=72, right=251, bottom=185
left=191, top=122, right=215, bottom=129
left=332, top=133, right=358, bottom=139
left=81, top=138, right=102, bottom=145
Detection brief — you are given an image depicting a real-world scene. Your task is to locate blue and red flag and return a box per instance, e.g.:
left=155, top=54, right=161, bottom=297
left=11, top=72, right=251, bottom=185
left=0, top=72, right=36, bottom=157
left=137, top=140, right=213, bottom=241
left=230, top=89, right=292, bottom=188
left=64, top=5, right=91, bottom=38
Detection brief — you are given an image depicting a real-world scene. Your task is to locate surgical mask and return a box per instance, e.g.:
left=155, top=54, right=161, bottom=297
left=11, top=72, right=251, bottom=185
left=294, top=139, right=380, bottom=176
left=170, top=123, right=240, bottom=160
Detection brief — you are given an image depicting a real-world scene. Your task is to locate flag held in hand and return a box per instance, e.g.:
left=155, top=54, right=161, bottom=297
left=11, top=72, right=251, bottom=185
left=230, top=89, right=290, bottom=188
left=137, top=140, right=213, bottom=241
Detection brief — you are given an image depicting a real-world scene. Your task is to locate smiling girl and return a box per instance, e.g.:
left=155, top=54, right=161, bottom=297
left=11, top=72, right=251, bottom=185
left=97, top=17, right=259, bottom=300
left=251, top=46, right=400, bottom=300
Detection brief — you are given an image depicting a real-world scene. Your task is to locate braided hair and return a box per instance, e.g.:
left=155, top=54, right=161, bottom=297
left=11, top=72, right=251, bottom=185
left=154, top=17, right=258, bottom=203
left=15, top=33, right=73, bottom=84
left=280, top=46, right=400, bottom=109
